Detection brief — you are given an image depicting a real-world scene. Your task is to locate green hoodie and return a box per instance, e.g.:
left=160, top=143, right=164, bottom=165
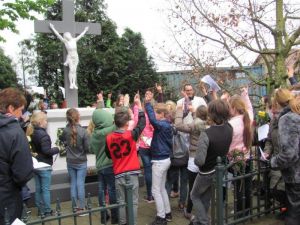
left=90, top=109, right=116, bottom=171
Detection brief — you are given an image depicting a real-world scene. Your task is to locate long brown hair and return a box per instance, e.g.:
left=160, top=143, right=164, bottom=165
left=229, top=96, right=252, bottom=149
left=66, top=108, right=79, bottom=147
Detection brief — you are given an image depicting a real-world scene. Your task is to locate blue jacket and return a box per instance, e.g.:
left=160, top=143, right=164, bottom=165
left=145, top=103, right=173, bottom=160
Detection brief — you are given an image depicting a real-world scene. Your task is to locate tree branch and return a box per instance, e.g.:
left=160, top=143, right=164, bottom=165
left=252, top=18, right=275, bottom=35
left=191, top=0, right=276, bottom=55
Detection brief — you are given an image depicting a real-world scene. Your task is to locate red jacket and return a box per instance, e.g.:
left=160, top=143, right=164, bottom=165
left=106, top=130, right=140, bottom=176
left=106, top=110, right=146, bottom=177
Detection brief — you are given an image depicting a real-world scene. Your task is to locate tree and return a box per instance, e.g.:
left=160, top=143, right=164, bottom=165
left=32, top=0, right=160, bottom=106
left=0, top=0, right=55, bottom=42
left=0, top=48, right=19, bottom=89
left=18, top=39, right=38, bottom=88
left=164, top=0, right=300, bottom=93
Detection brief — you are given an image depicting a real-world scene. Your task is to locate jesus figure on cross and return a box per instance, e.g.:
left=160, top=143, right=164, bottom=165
left=49, top=23, right=89, bottom=89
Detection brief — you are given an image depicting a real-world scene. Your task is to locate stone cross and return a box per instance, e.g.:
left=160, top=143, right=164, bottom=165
left=34, top=0, right=101, bottom=108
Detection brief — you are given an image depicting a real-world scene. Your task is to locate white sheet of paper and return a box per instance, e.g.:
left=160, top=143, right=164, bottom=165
left=32, top=157, right=51, bottom=169
left=257, top=124, right=269, bottom=141
left=201, top=74, right=221, bottom=91
left=11, top=218, right=26, bottom=225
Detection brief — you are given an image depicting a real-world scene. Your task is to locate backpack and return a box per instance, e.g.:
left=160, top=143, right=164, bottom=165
left=170, top=126, right=189, bottom=167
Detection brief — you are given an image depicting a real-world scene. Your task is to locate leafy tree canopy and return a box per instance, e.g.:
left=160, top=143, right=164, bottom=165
left=0, top=0, right=55, bottom=42
left=0, top=48, right=19, bottom=89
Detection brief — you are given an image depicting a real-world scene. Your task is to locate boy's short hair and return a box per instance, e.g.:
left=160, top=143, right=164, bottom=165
left=114, top=110, right=130, bottom=128
left=196, top=105, right=208, bottom=121
left=154, top=103, right=169, bottom=115
left=208, top=99, right=230, bottom=125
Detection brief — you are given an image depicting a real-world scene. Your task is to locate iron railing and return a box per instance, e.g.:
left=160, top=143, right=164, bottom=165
left=211, top=147, right=281, bottom=225
left=5, top=175, right=134, bottom=225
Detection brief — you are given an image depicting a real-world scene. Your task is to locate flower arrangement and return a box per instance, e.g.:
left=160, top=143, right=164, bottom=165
left=227, top=148, right=247, bottom=173
left=55, top=128, right=66, bottom=156
left=256, top=110, right=269, bottom=125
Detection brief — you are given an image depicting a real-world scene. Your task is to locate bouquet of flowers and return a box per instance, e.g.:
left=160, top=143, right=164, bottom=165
left=227, top=148, right=247, bottom=173
left=256, top=110, right=269, bottom=125
left=55, top=128, right=66, bottom=156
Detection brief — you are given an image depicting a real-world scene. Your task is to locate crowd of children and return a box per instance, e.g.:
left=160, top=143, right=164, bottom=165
left=1, top=73, right=300, bottom=225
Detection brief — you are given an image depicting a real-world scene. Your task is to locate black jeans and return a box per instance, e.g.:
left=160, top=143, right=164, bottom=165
left=187, top=170, right=197, bottom=213
left=235, top=162, right=251, bottom=215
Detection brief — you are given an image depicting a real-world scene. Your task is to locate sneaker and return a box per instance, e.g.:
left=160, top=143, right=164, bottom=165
left=170, top=191, right=179, bottom=198
left=151, top=216, right=167, bottom=225
left=44, top=210, right=55, bottom=217
left=77, top=208, right=88, bottom=217
left=184, top=210, right=194, bottom=221
left=143, top=196, right=155, bottom=203
left=165, top=212, right=172, bottom=222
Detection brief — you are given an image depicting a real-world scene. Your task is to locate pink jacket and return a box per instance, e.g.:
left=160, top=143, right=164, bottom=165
left=228, top=90, right=253, bottom=159
left=133, top=104, right=154, bottom=149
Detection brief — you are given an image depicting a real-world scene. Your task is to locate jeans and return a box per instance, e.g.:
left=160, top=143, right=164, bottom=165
left=97, top=166, right=118, bottom=222
left=67, top=162, right=87, bottom=209
left=116, top=174, right=139, bottom=225
left=191, top=173, right=214, bottom=225
left=152, top=158, right=171, bottom=218
left=166, top=165, right=188, bottom=204
left=139, top=148, right=152, bottom=198
left=34, top=169, right=52, bottom=214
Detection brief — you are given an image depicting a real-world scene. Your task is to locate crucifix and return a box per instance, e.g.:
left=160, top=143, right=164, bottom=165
left=34, top=0, right=101, bottom=108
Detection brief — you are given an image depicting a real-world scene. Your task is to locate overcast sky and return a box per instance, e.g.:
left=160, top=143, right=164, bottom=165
left=0, top=0, right=176, bottom=76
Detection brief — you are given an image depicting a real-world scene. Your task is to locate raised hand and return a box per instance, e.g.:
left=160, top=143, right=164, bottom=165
left=134, top=92, right=142, bottom=108
left=97, top=91, right=103, bottom=102
left=144, top=91, right=153, bottom=103
left=287, top=64, right=295, bottom=78
left=155, top=83, right=163, bottom=93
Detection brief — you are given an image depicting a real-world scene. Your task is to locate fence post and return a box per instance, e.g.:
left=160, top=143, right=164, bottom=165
left=216, top=157, right=225, bottom=225
left=124, top=175, right=134, bottom=225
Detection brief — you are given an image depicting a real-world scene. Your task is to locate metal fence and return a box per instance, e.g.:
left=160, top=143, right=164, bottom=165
left=211, top=147, right=281, bottom=225
left=5, top=176, right=135, bottom=225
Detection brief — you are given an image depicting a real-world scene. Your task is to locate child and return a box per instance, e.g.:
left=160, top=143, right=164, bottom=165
left=133, top=89, right=154, bottom=203
left=90, top=107, right=118, bottom=224
left=190, top=100, right=233, bottom=225
left=60, top=108, right=89, bottom=213
left=174, top=103, right=208, bottom=220
left=144, top=91, right=173, bottom=225
left=105, top=94, right=145, bottom=225
left=26, top=111, right=59, bottom=217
